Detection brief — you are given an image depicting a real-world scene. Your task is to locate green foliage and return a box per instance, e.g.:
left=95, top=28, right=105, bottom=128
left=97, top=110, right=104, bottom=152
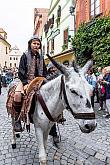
left=62, top=43, right=68, bottom=51
left=72, top=16, right=110, bottom=67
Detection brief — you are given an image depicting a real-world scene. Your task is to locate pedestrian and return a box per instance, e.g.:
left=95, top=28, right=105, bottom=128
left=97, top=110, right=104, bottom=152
left=13, top=35, right=47, bottom=132
left=95, top=67, right=103, bottom=103
left=47, top=62, right=60, bottom=144
left=2, top=71, right=7, bottom=87
left=103, top=69, right=110, bottom=118
left=97, top=67, right=106, bottom=111
left=47, top=62, right=66, bottom=123
left=85, top=68, right=96, bottom=108
left=0, top=69, right=2, bottom=95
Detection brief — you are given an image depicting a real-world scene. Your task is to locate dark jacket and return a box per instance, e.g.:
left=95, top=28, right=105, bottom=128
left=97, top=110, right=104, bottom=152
left=18, top=52, right=47, bottom=86
left=103, top=73, right=110, bottom=100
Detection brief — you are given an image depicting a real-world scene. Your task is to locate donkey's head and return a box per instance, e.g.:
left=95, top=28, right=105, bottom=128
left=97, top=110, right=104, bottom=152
left=46, top=54, right=97, bottom=133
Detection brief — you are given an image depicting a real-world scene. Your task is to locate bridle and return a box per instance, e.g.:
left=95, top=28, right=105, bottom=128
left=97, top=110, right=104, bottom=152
left=60, top=75, right=95, bottom=120
left=37, top=75, right=95, bottom=122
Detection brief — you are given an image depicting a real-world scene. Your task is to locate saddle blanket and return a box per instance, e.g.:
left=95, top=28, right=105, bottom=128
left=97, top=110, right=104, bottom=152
left=6, top=77, right=45, bottom=122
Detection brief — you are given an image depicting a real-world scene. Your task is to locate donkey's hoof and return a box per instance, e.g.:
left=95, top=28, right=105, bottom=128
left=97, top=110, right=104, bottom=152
left=40, top=160, right=47, bottom=165
left=12, top=143, right=16, bottom=149
left=16, top=133, right=20, bottom=138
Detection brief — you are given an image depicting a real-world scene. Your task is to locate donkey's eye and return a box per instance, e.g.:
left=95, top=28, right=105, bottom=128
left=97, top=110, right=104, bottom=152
left=70, top=89, right=79, bottom=96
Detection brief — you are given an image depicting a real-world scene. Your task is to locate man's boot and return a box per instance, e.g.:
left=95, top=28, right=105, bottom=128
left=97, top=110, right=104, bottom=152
left=58, top=113, right=66, bottom=123
left=13, top=101, right=22, bottom=132
left=53, top=135, right=59, bottom=143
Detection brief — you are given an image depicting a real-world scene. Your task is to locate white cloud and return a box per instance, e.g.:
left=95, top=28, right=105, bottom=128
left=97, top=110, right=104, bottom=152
left=0, top=0, right=51, bottom=52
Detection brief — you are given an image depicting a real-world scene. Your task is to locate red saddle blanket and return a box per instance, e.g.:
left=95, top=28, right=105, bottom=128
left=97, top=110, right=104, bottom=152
left=6, top=77, right=45, bottom=122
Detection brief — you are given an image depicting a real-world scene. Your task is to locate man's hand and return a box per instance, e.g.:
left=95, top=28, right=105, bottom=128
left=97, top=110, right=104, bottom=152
left=24, top=84, right=29, bottom=91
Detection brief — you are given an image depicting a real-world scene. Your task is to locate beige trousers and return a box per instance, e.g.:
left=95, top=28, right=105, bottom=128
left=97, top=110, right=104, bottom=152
left=14, top=81, right=24, bottom=102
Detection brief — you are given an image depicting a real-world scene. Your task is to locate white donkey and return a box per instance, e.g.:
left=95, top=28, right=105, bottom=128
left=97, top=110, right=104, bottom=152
left=11, top=55, right=97, bottom=165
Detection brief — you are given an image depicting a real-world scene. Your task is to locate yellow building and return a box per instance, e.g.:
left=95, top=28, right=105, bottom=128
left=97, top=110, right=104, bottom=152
left=0, top=28, right=11, bottom=68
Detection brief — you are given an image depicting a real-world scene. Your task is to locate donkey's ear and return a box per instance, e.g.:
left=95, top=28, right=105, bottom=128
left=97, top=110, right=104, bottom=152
left=46, top=54, right=69, bottom=76
left=81, top=60, right=93, bottom=74
left=72, top=60, right=79, bottom=73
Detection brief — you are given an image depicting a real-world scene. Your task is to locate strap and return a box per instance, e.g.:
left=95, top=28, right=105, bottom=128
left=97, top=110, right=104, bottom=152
left=61, top=76, right=95, bottom=120
left=37, top=93, right=55, bottom=122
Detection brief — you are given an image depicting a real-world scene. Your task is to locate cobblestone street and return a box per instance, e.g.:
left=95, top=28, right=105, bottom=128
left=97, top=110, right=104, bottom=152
left=0, top=87, right=110, bottom=165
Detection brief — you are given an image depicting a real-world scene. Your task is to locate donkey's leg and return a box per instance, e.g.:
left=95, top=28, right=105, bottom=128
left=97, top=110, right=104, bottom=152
left=11, top=117, right=16, bottom=149
left=43, top=130, right=49, bottom=150
left=34, top=127, right=47, bottom=165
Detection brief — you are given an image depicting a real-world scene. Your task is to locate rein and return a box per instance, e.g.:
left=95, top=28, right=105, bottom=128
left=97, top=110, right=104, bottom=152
left=37, top=91, right=55, bottom=122
left=60, top=75, right=95, bottom=120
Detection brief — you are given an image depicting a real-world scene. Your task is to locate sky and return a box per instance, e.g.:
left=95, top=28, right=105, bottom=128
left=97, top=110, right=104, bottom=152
left=0, top=0, right=51, bottom=52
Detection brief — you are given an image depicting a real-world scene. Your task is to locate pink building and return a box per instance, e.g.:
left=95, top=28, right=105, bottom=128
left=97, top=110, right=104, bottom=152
left=34, top=8, right=49, bottom=38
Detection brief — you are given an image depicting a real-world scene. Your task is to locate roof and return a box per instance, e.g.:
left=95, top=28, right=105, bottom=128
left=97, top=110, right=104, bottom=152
left=0, top=34, right=3, bottom=39
left=0, top=34, right=11, bottom=47
left=0, top=28, right=7, bottom=34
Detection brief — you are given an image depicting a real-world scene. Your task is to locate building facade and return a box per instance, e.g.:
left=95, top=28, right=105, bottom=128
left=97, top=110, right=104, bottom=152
left=42, top=0, right=76, bottom=65
left=9, top=46, right=22, bottom=68
left=0, top=28, right=11, bottom=69
left=34, top=8, right=49, bottom=38
left=76, top=0, right=110, bottom=29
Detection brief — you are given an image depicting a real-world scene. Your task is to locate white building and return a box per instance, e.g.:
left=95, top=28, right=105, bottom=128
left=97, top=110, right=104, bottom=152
left=42, top=0, right=76, bottom=64
left=0, top=28, right=11, bottom=68
left=9, top=46, right=22, bottom=68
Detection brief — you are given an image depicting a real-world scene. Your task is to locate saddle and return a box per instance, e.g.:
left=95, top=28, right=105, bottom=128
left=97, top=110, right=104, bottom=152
left=6, top=77, right=46, bottom=122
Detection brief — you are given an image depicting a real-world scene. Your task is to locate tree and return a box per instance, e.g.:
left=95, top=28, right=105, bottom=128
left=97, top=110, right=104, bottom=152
left=72, top=16, right=110, bottom=67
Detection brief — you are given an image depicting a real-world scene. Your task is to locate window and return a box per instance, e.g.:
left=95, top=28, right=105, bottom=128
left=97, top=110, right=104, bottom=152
left=10, top=57, right=12, bottom=60
left=47, top=41, right=49, bottom=54
left=14, top=63, right=16, bottom=67
left=63, top=28, right=68, bottom=48
left=6, top=47, right=8, bottom=54
left=51, top=39, right=54, bottom=52
left=56, top=6, right=61, bottom=27
left=10, top=63, right=12, bottom=67
left=90, top=0, right=100, bottom=18
left=16, top=57, right=18, bottom=60
left=13, top=57, right=15, bottom=60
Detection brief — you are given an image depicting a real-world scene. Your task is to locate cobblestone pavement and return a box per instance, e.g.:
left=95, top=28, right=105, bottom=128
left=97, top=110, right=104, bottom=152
left=0, top=87, right=110, bottom=165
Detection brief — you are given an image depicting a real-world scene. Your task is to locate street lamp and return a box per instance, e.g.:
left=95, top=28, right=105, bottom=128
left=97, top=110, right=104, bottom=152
left=69, top=0, right=77, bottom=15
left=69, top=6, right=75, bottom=16
left=68, top=0, right=77, bottom=49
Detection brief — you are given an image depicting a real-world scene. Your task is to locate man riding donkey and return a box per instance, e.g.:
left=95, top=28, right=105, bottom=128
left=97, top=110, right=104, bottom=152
left=12, top=36, right=47, bottom=132
left=8, top=35, right=65, bottom=144
left=47, top=62, right=66, bottom=144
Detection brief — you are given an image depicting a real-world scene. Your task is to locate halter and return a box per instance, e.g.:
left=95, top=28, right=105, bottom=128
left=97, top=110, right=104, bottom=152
left=60, top=75, right=95, bottom=120
left=37, top=75, right=95, bottom=122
